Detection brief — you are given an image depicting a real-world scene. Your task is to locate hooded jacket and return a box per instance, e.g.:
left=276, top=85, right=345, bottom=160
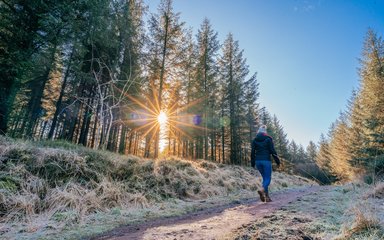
left=251, top=133, right=280, bottom=167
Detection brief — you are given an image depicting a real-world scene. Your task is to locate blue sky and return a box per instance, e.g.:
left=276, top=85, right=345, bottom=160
left=146, top=0, right=384, bottom=147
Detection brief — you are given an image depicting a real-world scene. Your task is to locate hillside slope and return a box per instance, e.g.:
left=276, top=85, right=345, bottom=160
left=0, top=136, right=313, bottom=239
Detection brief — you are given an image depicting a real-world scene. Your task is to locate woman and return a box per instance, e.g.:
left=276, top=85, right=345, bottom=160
left=251, top=125, right=281, bottom=202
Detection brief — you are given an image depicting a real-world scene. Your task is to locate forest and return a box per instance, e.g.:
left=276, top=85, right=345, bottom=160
left=0, top=0, right=383, bottom=183
left=316, top=30, right=384, bottom=183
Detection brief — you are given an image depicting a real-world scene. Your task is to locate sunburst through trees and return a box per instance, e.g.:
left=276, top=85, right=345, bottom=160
left=125, top=87, right=207, bottom=158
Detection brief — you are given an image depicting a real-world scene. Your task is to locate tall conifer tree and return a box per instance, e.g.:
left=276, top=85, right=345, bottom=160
left=219, top=33, right=249, bottom=164
left=145, top=0, right=186, bottom=157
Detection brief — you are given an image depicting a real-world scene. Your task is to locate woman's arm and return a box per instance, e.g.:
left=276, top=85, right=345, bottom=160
left=268, top=138, right=280, bottom=166
left=251, top=139, right=256, bottom=167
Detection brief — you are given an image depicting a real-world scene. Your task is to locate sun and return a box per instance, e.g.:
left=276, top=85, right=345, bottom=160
left=157, top=111, right=168, bottom=125
left=124, top=87, right=207, bottom=158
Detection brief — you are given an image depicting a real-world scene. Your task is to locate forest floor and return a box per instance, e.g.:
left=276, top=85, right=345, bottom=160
left=89, top=184, right=384, bottom=240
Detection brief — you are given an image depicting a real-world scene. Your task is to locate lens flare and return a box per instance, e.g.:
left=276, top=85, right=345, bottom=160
left=123, top=85, right=208, bottom=158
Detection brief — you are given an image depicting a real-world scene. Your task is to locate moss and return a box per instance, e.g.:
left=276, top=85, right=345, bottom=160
left=0, top=180, right=17, bottom=192
left=0, top=175, right=20, bottom=192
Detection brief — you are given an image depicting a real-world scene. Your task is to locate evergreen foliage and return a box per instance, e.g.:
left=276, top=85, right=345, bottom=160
left=1, top=0, right=313, bottom=173
left=317, top=30, right=384, bottom=182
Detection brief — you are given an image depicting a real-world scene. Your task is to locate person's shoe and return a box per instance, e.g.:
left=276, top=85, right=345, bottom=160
left=257, top=189, right=266, bottom=202
left=265, top=193, right=272, bottom=202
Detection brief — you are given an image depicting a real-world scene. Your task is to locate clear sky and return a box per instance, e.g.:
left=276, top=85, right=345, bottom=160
left=146, top=0, right=384, bottom=147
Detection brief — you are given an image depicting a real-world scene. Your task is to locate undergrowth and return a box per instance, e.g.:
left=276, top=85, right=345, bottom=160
left=0, top=136, right=313, bottom=239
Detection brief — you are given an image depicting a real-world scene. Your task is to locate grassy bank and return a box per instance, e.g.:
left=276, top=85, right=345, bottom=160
left=0, top=136, right=314, bottom=239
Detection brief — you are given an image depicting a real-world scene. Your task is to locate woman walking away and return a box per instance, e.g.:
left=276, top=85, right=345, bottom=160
left=251, top=125, right=281, bottom=202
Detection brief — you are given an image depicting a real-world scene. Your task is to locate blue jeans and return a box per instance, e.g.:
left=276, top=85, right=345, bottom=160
left=255, top=160, right=272, bottom=194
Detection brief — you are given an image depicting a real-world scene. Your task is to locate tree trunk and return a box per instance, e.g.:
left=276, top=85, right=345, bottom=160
left=221, top=108, right=225, bottom=164
left=24, top=42, right=59, bottom=137
left=78, top=97, right=93, bottom=146
left=48, top=48, right=74, bottom=139
left=144, top=134, right=151, bottom=158
left=90, top=102, right=100, bottom=149
left=119, top=125, right=128, bottom=154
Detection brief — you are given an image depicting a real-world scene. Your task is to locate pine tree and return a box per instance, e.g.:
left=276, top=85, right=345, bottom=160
left=242, top=73, right=260, bottom=165
left=145, top=0, right=186, bottom=158
left=109, top=0, right=146, bottom=153
left=346, top=90, right=365, bottom=167
left=270, top=115, right=290, bottom=160
left=288, top=140, right=299, bottom=163
left=357, top=30, right=384, bottom=169
left=328, top=113, right=354, bottom=181
left=173, top=29, right=198, bottom=159
left=195, top=18, right=220, bottom=160
left=219, top=33, right=249, bottom=164
left=0, top=0, right=76, bottom=135
left=316, top=132, right=334, bottom=178
left=306, top=141, right=318, bottom=162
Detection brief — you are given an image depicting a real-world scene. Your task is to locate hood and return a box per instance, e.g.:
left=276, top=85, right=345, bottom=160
left=255, top=133, right=269, bottom=142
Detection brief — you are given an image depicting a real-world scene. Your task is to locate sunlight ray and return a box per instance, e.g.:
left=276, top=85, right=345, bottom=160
left=168, top=119, right=209, bottom=131
left=126, top=120, right=158, bottom=133
left=126, top=95, right=159, bottom=116
left=167, top=97, right=205, bottom=116
left=150, top=83, right=162, bottom=113
left=126, top=117, right=156, bottom=123
left=118, top=82, right=215, bottom=157
left=169, top=125, right=194, bottom=142
left=139, top=122, right=159, bottom=141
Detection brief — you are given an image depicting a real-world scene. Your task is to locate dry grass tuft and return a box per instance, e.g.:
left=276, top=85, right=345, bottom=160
left=2, top=190, right=40, bottom=222
left=127, top=192, right=149, bottom=208
left=350, top=208, right=381, bottom=233
left=45, top=183, right=99, bottom=218
left=337, top=205, right=384, bottom=239
left=95, top=178, right=126, bottom=208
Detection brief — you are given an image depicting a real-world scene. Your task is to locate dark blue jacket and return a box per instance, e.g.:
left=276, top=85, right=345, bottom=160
left=251, top=133, right=280, bottom=167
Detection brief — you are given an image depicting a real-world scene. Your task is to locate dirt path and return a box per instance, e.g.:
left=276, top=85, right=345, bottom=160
left=91, top=186, right=321, bottom=240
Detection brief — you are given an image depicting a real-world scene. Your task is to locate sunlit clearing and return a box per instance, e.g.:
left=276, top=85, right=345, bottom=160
left=158, top=111, right=168, bottom=125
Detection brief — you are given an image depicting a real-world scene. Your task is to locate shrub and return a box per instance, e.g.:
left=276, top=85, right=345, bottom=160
left=294, top=163, right=334, bottom=185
